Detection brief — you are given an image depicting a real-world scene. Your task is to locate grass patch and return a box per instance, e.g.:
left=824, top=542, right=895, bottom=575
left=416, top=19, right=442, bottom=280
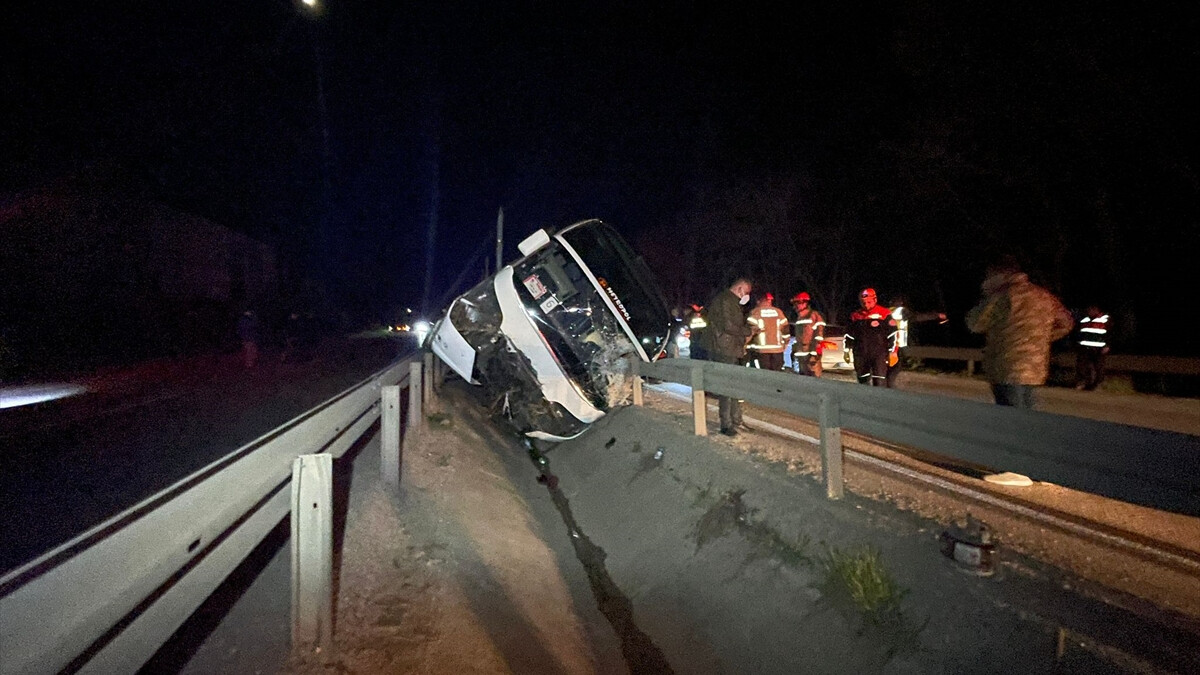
left=819, top=546, right=907, bottom=625
left=426, top=412, right=453, bottom=428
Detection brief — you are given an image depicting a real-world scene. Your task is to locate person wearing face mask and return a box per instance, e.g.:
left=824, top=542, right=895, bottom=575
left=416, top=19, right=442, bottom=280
left=700, top=277, right=755, bottom=436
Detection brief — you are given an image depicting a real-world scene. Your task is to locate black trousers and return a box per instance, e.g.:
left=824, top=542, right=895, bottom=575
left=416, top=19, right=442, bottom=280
left=710, top=353, right=743, bottom=429
left=855, top=350, right=891, bottom=387
left=749, top=351, right=784, bottom=372
left=1075, top=348, right=1106, bottom=390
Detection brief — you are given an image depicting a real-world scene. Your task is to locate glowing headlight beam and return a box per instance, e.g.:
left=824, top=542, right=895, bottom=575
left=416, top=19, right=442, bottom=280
left=0, top=383, right=88, bottom=410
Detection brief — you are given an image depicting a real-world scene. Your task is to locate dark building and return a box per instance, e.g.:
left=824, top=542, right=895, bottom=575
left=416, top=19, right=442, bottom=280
left=1, top=170, right=278, bottom=378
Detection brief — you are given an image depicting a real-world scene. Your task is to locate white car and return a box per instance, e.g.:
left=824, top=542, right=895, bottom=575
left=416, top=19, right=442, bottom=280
left=819, top=326, right=855, bottom=372
left=784, top=325, right=855, bottom=373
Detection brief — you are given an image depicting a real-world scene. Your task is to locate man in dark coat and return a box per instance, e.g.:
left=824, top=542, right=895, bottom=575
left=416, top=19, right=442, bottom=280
left=700, top=277, right=754, bottom=436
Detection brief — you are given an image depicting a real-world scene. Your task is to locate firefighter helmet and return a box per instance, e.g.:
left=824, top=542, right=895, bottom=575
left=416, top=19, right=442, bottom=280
left=791, top=292, right=810, bottom=303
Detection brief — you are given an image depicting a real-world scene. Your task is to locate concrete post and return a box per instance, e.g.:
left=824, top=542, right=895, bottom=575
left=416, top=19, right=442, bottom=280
left=818, top=393, right=844, bottom=499
left=404, top=361, right=422, bottom=451
left=380, top=385, right=401, bottom=486
left=691, top=365, right=707, bottom=436
left=291, top=453, right=333, bottom=650
left=631, top=356, right=643, bottom=406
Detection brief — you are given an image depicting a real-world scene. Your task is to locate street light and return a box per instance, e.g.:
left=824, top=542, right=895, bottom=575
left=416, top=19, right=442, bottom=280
left=293, top=0, right=334, bottom=284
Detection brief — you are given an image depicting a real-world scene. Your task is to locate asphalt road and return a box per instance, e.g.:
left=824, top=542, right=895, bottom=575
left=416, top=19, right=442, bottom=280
left=0, top=334, right=409, bottom=575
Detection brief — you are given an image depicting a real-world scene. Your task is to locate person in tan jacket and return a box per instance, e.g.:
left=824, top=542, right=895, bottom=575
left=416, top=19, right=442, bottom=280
left=746, top=293, right=790, bottom=371
left=965, top=256, right=1074, bottom=409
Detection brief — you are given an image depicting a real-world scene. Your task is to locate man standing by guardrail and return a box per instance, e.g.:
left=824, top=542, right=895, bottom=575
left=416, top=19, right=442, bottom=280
left=965, top=255, right=1074, bottom=409
left=700, top=277, right=754, bottom=436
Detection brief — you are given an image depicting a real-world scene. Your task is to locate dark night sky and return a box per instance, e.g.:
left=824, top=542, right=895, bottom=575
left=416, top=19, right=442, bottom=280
left=3, top=2, right=1199, bottom=348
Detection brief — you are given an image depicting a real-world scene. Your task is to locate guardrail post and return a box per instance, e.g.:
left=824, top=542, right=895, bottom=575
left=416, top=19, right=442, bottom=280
left=691, top=365, right=707, bottom=436
left=381, top=385, right=401, bottom=486
left=631, top=356, right=644, bottom=406
left=404, top=361, right=423, bottom=451
left=818, top=393, right=844, bottom=500
left=967, top=359, right=975, bottom=376
left=291, top=453, right=333, bottom=650
left=433, top=356, right=446, bottom=390
left=422, top=352, right=434, bottom=409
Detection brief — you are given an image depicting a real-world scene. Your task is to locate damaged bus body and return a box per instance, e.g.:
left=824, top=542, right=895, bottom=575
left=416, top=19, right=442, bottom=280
left=428, top=219, right=671, bottom=442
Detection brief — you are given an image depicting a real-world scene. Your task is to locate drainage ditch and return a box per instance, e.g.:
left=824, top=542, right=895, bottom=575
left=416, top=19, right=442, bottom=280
left=527, top=444, right=675, bottom=675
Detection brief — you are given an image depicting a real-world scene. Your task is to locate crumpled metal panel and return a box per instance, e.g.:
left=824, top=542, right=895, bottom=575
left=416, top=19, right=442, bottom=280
left=444, top=273, right=593, bottom=440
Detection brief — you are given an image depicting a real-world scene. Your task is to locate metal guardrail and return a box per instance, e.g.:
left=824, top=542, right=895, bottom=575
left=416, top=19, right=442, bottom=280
left=0, top=356, right=416, bottom=675
left=634, top=358, right=1200, bottom=518
left=907, top=346, right=1200, bottom=377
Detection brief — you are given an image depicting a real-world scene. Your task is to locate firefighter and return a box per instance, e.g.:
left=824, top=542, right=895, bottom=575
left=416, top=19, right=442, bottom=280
left=789, top=292, right=826, bottom=377
left=885, top=298, right=947, bottom=388
left=846, top=287, right=897, bottom=387
left=746, top=293, right=790, bottom=371
left=1074, top=305, right=1110, bottom=391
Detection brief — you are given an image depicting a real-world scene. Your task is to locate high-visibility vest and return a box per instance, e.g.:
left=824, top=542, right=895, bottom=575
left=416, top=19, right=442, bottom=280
left=1077, top=314, right=1109, bottom=349
left=747, top=307, right=790, bottom=353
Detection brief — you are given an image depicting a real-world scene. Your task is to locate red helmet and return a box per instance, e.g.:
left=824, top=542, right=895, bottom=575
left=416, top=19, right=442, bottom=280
left=791, top=292, right=810, bottom=303
left=764, top=292, right=774, bottom=303
left=860, top=287, right=877, bottom=300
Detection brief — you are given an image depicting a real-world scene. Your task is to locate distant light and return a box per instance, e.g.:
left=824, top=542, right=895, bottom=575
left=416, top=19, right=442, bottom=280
left=413, top=320, right=432, bottom=343
left=0, top=383, right=88, bottom=410
left=301, top=0, right=317, bottom=6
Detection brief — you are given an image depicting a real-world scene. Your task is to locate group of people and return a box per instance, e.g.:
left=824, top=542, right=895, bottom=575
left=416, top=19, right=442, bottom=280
left=690, top=257, right=1108, bottom=435
left=746, top=291, right=827, bottom=376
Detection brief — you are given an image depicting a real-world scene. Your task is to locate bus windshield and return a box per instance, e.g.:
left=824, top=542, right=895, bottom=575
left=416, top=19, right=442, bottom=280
left=558, top=221, right=672, bottom=360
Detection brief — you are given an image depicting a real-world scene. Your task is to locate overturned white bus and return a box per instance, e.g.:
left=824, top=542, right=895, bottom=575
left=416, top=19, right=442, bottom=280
left=427, top=219, right=672, bottom=442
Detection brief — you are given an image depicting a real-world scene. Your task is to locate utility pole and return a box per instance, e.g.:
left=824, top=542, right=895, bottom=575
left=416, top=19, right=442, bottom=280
left=495, top=207, right=504, bottom=271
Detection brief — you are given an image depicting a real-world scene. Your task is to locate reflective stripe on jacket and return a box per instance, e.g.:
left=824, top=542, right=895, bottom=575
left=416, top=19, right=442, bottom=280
left=1077, top=314, right=1109, bottom=349
left=747, top=307, right=791, bottom=353
left=791, top=308, right=826, bottom=356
